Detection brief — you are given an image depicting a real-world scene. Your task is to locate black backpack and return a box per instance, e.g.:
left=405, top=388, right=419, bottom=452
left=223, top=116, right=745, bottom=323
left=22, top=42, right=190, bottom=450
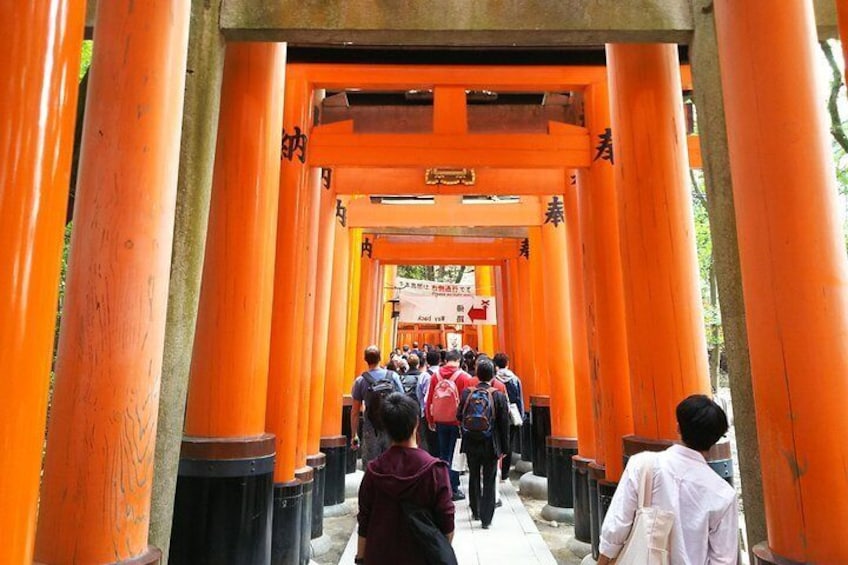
left=363, top=370, right=398, bottom=431
left=399, top=371, right=421, bottom=405
left=460, top=386, right=496, bottom=440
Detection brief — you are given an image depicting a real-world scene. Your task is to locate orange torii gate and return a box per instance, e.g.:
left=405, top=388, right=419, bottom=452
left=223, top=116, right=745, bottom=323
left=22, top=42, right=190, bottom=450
left=6, top=4, right=848, bottom=562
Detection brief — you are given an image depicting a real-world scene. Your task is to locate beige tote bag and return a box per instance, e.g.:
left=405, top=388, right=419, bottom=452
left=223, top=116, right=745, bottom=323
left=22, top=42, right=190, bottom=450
left=614, top=453, right=675, bottom=565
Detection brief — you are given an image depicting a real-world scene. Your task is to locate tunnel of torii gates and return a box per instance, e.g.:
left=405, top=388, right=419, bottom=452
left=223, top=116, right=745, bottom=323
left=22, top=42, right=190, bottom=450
left=6, top=1, right=848, bottom=565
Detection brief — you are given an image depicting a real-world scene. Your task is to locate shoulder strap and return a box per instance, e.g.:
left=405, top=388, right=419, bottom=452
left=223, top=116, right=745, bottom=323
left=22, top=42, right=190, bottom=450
left=450, top=369, right=462, bottom=382
left=637, top=453, right=657, bottom=508
left=362, top=371, right=377, bottom=386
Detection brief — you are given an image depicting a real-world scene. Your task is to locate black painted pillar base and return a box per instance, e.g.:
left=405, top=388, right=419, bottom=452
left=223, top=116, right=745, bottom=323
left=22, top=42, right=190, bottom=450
left=572, top=455, right=592, bottom=543
left=752, top=542, right=804, bottom=565
left=342, top=396, right=356, bottom=474
left=321, top=435, right=347, bottom=506
left=170, top=434, right=275, bottom=565
left=545, top=437, right=577, bottom=509
left=623, top=435, right=734, bottom=485
left=271, top=480, right=303, bottom=565
left=520, top=411, right=533, bottom=462
left=588, top=462, right=605, bottom=560
left=306, top=453, right=326, bottom=540
left=295, top=466, right=314, bottom=565
left=530, top=395, right=551, bottom=477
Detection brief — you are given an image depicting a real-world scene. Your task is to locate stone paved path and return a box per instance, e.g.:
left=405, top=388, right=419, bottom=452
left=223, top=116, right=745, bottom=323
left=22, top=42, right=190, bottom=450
left=339, top=475, right=557, bottom=564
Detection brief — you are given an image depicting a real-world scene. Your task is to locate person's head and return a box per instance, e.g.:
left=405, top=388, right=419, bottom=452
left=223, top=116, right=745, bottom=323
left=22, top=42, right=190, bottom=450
left=426, top=350, right=441, bottom=368
left=408, top=354, right=420, bottom=370
left=445, top=349, right=462, bottom=366
left=476, top=359, right=495, bottom=382
left=398, top=359, right=409, bottom=374
left=413, top=341, right=419, bottom=349
left=364, top=345, right=381, bottom=367
left=676, top=395, right=729, bottom=452
left=423, top=344, right=431, bottom=353
left=386, top=359, right=398, bottom=373
left=402, top=344, right=410, bottom=353
left=382, top=392, right=419, bottom=444
left=493, top=353, right=509, bottom=370
left=439, top=349, right=446, bottom=364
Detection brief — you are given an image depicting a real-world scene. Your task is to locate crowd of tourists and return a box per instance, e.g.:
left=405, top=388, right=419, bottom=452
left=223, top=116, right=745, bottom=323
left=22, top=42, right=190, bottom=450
left=350, top=344, right=738, bottom=565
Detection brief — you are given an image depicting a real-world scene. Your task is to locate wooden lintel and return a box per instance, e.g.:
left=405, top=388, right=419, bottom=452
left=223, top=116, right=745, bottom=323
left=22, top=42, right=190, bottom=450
left=348, top=197, right=543, bottom=228
left=368, top=226, right=529, bottom=238
left=309, top=128, right=591, bottom=168
left=370, top=236, right=521, bottom=263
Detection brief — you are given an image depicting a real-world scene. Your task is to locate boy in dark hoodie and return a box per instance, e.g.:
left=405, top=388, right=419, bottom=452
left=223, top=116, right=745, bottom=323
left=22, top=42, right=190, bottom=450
left=356, top=393, right=455, bottom=565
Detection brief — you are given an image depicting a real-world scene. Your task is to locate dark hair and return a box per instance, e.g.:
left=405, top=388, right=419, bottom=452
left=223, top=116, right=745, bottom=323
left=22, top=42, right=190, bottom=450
left=493, top=353, right=509, bottom=369
left=676, top=394, right=728, bottom=452
left=439, top=350, right=446, bottom=363
left=382, top=393, right=419, bottom=443
left=426, top=350, right=441, bottom=367
left=413, top=341, right=419, bottom=348
left=408, top=354, right=420, bottom=369
left=364, top=345, right=381, bottom=366
left=445, top=349, right=462, bottom=363
left=476, top=359, right=495, bottom=382
left=386, top=359, right=398, bottom=373
left=402, top=344, right=410, bottom=352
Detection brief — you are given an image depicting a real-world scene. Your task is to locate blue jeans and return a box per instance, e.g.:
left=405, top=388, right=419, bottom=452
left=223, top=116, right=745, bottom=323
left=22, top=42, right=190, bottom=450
left=436, top=423, right=461, bottom=493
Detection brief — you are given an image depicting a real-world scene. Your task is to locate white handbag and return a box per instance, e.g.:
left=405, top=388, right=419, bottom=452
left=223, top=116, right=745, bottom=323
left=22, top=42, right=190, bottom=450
left=614, top=453, right=675, bottom=565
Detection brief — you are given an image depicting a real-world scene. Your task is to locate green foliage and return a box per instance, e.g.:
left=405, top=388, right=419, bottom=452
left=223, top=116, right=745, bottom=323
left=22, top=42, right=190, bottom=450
left=397, top=265, right=467, bottom=284
left=79, top=40, right=93, bottom=79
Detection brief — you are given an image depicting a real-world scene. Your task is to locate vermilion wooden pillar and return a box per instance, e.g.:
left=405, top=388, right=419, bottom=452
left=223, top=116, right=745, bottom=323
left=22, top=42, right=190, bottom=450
left=606, top=45, right=710, bottom=442
left=35, top=1, right=190, bottom=562
left=355, top=245, right=378, bottom=373
left=173, top=43, right=286, bottom=564
left=306, top=170, right=337, bottom=540
left=380, top=264, right=398, bottom=355
left=515, top=253, right=536, bottom=406
left=583, top=82, right=633, bottom=483
left=344, top=228, right=364, bottom=390
left=494, top=264, right=509, bottom=355
left=564, top=174, right=597, bottom=543
left=528, top=227, right=550, bottom=396
left=838, top=0, right=848, bottom=87
left=715, top=1, right=848, bottom=562
left=321, top=199, right=352, bottom=508
left=506, top=259, right=522, bottom=367
left=292, top=165, right=321, bottom=560
left=564, top=177, right=596, bottom=460
left=539, top=195, right=579, bottom=516
left=0, top=2, right=84, bottom=563
left=266, top=67, right=312, bottom=565
left=475, top=265, right=496, bottom=355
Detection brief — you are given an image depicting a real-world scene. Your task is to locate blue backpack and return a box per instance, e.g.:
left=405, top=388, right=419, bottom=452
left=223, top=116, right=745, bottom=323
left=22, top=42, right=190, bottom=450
left=461, top=386, right=496, bottom=439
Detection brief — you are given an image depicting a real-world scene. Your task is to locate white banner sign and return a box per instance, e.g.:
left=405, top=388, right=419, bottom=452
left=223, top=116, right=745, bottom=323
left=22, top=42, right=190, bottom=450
left=396, top=276, right=475, bottom=297
left=399, top=294, right=497, bottom=326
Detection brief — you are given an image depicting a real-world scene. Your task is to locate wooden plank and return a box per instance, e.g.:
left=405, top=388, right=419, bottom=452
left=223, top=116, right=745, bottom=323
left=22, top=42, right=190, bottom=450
left=85, top=0, right=839, bottom=43
left=333, top=168, right=567, bottom=196
left=310, top=130, right=591, bottom=168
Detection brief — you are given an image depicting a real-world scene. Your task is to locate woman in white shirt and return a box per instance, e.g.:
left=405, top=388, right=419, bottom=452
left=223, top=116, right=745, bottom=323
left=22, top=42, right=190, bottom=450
left=598, top=395, right=739, bottom=565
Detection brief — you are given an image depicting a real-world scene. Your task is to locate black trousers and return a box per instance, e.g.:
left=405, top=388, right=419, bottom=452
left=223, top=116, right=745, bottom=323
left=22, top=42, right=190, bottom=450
left=467, top=452, right=498, bottom=526
left=500, top=425, right=520, bottom=480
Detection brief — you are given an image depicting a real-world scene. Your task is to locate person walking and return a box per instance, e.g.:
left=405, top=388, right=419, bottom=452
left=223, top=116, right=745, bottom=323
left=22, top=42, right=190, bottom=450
left=356, top=393, right=456, bottom=565
left=418, top=349, right=442, bottom=457
left=493, top=352, right=524, bottom=480
left=457, top=359, right=510, bottom=528
left=598, top=395, right=738, bottom=564
left=425, top=349, right=473, bottom=501
left=351, top=345, right=404, bottom=465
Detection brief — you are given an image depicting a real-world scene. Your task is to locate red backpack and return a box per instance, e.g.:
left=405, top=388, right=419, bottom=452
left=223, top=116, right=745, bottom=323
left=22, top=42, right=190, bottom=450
left=430, top=370, right=462, bottom=423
